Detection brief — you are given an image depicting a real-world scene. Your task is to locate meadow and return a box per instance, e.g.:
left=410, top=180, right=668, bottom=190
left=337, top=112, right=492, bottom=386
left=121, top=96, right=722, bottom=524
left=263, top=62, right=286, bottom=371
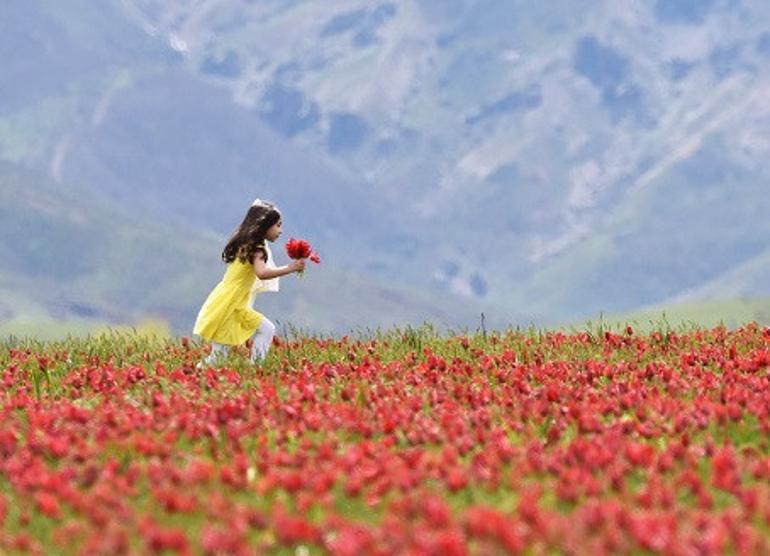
left=0, top=323, right=769, bottom=554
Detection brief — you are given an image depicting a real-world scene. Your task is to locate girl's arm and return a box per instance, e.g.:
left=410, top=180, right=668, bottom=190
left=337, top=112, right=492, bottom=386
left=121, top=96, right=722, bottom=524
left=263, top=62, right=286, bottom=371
left=253, top=253, right=305, bottom=280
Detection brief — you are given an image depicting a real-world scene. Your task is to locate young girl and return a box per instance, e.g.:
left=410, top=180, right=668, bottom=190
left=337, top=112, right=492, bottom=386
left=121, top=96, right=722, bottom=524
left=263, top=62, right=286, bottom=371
left=193, top=199, right=305, bottom=365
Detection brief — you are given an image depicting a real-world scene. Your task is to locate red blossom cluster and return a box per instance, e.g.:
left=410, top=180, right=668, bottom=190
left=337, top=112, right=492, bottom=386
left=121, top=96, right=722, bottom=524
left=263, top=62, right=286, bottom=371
left=0, top=324, right=769, bottom=554
left=285, top=238, right=320, bottom=264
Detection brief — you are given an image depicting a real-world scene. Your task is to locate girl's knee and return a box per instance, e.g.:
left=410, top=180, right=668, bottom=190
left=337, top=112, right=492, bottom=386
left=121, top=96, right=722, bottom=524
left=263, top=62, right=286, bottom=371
left=261, top=318, right=276, bottom=336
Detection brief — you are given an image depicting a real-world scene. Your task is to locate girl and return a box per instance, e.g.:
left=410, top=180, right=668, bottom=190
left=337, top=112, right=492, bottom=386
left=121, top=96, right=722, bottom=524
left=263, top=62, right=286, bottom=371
left=194, top=199, right=305, bottom=365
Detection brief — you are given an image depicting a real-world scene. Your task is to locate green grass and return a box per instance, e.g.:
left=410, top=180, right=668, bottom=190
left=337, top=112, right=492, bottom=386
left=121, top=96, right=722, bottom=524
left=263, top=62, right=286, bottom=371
left=1, top=325, right=768, bottom=554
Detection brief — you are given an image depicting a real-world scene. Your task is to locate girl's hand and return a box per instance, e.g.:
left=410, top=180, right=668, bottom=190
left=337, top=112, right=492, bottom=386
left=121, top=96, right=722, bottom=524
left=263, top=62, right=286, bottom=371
left=290, top=259, right=306, bottom=274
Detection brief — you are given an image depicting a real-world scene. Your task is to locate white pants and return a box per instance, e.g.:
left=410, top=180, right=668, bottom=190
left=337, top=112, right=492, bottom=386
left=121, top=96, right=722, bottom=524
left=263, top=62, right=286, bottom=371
left=203, top=316, right=276, bottom=365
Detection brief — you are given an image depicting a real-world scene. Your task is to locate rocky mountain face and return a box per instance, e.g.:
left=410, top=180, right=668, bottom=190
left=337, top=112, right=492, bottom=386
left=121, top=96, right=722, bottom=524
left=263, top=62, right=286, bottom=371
left=2, top=0, right=769, bottom=330
left=118, top=0, right=770, bottom=313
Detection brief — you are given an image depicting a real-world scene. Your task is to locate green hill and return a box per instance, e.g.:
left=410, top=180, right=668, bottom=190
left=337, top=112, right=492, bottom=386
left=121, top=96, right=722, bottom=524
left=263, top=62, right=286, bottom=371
left=0, top=161, right=219, bottom=331
left=0, top=162, right=505, bottom=338
left=668, top=249, right=770, bottom=302
left=571, top=297, right=770, bottom=333
left=509, top=135, right=770, bottom=321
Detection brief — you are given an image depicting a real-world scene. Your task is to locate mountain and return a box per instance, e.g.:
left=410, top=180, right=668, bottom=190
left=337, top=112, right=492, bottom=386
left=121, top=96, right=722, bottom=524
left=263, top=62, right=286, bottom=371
left=1, top=0, right=769, bottom=334
left=0, top=1, right=393, bottom=258
left=113, top=0, right=770, bottom=315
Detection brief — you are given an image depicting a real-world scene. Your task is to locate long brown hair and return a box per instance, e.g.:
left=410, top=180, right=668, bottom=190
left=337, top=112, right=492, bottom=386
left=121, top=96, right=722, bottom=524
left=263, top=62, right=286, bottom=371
left=221, top=201, right=281, bottom=264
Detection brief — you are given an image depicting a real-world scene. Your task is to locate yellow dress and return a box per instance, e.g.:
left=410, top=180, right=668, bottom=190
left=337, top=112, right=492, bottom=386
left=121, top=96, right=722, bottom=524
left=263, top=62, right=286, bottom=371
left=193, top=259, right=266, bottom=346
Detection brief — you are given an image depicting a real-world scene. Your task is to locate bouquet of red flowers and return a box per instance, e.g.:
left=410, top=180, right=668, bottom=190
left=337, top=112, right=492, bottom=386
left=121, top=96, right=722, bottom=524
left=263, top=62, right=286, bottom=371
left=285, top=238, right=320, bottom=276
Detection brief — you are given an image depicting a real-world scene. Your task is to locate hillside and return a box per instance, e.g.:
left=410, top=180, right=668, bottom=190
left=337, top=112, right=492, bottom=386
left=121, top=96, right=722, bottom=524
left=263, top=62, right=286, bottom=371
left=1, top=0, right=769, bottom=333
left=507, top=135, right=770, bottom=320
left=0, top=161, right=219, bottom=331
left=0, top=161, right=503, bottom=336
left=570, top=297, right=770, bottom=333
left=666, top=249, right=770, bottom=303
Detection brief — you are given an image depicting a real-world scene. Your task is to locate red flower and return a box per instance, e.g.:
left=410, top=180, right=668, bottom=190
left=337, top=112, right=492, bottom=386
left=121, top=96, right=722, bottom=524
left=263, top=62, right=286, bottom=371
left=274, top=510, right=321, bottom=545
left=285, top=238, right=312, bottom=259
left=446, top=467, right=468, bottom=492
left=34, top=492, right=60, bottom=519
left=285, top=237, right=320, bottom=264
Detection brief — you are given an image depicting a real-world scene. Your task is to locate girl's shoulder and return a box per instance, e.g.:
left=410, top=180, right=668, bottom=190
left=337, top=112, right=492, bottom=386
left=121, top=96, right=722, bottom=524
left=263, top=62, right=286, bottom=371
left=254, top=243, right=268, bottom=263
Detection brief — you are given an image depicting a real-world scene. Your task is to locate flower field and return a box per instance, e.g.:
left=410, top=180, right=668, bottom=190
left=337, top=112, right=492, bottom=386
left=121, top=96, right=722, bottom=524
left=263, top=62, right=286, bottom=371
left=1, top=324, right=769, bottom=554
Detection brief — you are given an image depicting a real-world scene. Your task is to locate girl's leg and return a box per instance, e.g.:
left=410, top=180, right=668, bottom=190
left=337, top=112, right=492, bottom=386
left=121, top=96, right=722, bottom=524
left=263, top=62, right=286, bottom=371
left=203, top=342, right=230, bottom=366
left=250, top=317, right=276, bottom=363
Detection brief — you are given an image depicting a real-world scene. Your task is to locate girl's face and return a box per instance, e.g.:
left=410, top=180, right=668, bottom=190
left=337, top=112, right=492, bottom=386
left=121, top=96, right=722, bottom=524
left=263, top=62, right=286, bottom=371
left=265, top=219, right=283, bottom=242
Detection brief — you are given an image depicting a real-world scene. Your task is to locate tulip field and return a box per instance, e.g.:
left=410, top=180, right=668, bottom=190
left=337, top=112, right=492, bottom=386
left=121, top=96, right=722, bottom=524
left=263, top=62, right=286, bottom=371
left=1, top=324, right=769, bottom=554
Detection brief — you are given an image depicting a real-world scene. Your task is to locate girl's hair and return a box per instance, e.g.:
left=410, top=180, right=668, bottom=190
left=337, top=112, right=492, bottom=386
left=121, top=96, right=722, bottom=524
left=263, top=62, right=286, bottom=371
left=221, top=201, right=281, bottom=264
